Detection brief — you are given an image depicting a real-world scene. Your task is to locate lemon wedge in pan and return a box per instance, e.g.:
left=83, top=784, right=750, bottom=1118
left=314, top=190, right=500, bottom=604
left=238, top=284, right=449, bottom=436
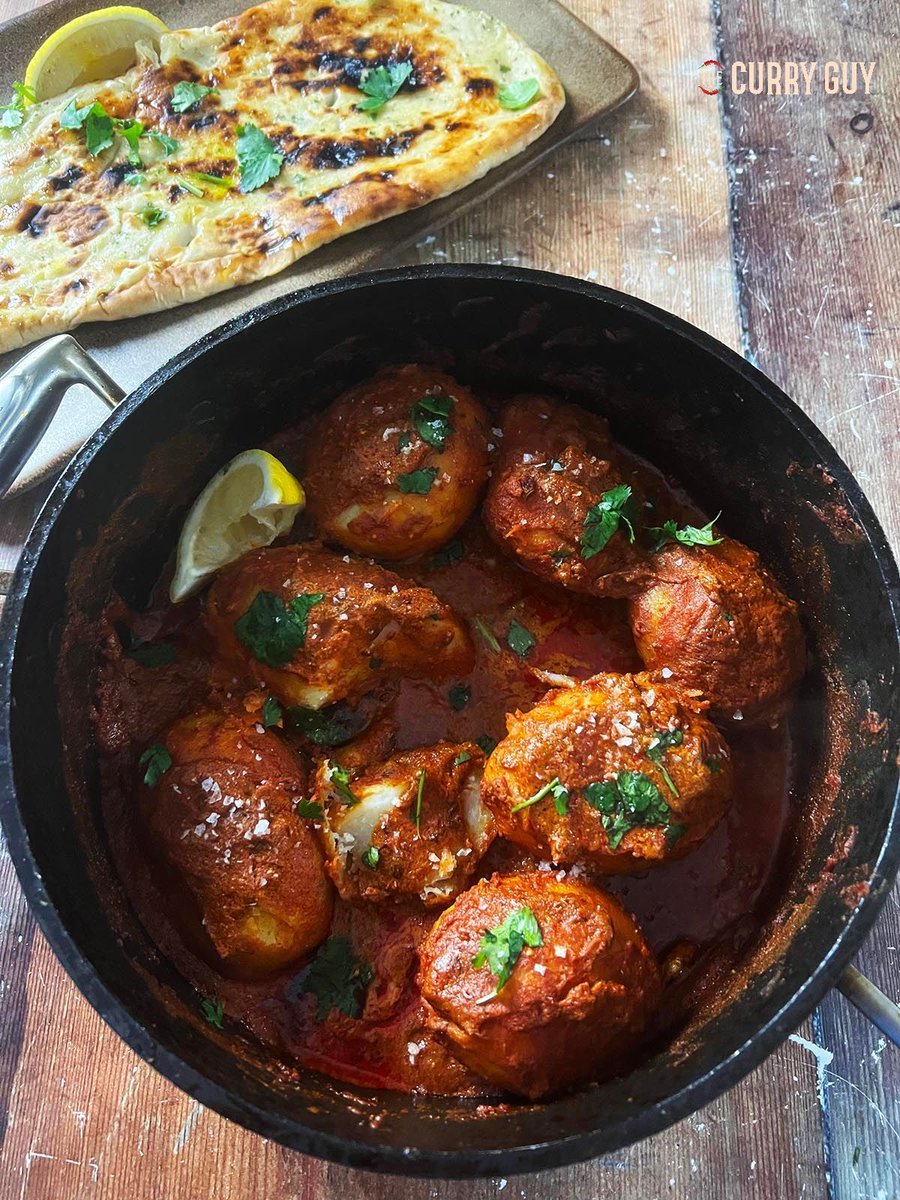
left=24, top=6, right=168, bottom=101
left=170, top=450, right=306, bottom=603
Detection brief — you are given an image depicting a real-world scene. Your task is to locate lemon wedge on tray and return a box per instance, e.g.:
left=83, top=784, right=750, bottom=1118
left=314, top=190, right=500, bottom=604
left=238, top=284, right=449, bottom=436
left=24, top=6, right=168, bottom=101
left=170, top=450, right=306, bottom=603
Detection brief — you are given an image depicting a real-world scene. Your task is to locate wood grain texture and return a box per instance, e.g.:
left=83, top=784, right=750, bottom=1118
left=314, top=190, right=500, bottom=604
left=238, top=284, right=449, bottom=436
left=0, top=0, right=897, bottom=1195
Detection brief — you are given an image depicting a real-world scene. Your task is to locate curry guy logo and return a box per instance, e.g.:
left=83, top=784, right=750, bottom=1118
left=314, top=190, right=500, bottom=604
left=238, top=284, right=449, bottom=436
left=698, top=59, right=876, bottom=96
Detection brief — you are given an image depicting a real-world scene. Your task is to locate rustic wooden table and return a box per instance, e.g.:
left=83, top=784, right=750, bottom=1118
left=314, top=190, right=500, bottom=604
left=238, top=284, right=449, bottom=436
left=0, top=0, right=898, bottom=1196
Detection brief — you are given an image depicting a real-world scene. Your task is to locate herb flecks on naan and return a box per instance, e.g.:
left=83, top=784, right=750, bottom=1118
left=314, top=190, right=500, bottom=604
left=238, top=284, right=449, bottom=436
left=0, top=0, right=564, bottom=352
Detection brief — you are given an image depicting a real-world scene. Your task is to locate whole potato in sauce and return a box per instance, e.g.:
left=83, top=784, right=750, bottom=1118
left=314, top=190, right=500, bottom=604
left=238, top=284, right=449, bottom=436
left=483, top=395, right=654, bottom=598
left=314, top=742, right=493, bottom=906
left=139, top=710, right=333, bottom=977
left=482, top=672, right=732, bottom=872
left=205, top=542, right=473, bottom=710
left=418, top=871, right=661, bottom=1099
left=303, top=364, right=490, bottom=560
left=629, top=538, right=806, bottom=725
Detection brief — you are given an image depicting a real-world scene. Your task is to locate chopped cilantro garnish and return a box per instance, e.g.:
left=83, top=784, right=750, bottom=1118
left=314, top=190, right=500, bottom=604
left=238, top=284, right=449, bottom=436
left=396, top=466, right=438, bottom=494
left=295, top=798, right=323, bottom=819
left=550, top=548, right=572, bottom=565
left=362, top=846, right=380, bottom=869
left=645, top=728, right=684, bottom=797
left=0, top=82, right=35, bottom=129
left=116, top=118, right=144, bottom=165
left=199, top=996, right=224, bottom=1028
left=147, top=130, right=178, bottom=155
left=497, top=78, right=541, bottom=111
left=476, top=734, right=497, bottom=757
left=261, top=695, right=282, bottom=727
left=506, top=619, right=536, bottom=659
left=140, top=206, right=166, bottom=227
left=581, top=484, right=637, bottom=559
left=705, top=758, right=723, bottom=774
left=510, top=776, right=569, bottom=815
left=124, top=171, right=145, bottom=186
left=472, top=906, right=543, bottom=997
left=473, top=616, right=501, bottom=653
left=431, top=538, right=464, bottom=568
left=648, top=514, right=723, bottom=553
left=583, top=770, right=679, bottom=850
left=327, top=761, right=359, bottom=806
left=397, top=431, right=412, bottom=451
left=236, top=122, right=284, bottom=192
left=285, top=703, right=366, bottom=746
left=235, top=590, right=324, bottom=668
left=454, top=749, right=472, bottom=766
left=722, top=611, right=735, bottom=624
left=297, top=937, right=373, bottom=1021
left=411, top=394, right=454, bottom=450
left=140, top=743, right=172, bottom=787
left=357, top=61, right=413, bottom=115
left=448, top=683, right=471, bottom=711
left=171, top=81, right=217, bottom=114
left=412, top=768, right=426, bottom=831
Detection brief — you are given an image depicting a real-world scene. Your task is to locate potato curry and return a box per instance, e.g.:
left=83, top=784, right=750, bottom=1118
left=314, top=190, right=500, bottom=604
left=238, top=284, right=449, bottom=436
left=95, top=364, right=805, bottom=1101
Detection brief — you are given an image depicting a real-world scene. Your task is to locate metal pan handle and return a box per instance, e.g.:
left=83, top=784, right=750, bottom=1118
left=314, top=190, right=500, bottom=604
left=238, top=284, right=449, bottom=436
left=0, top=335, right=125, bottom=499
left=837, top=964, right=900, bottom=1046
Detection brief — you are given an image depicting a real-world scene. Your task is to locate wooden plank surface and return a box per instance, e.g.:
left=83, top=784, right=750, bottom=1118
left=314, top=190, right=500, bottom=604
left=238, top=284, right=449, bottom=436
left=0, top=0, right=897, bottom=1196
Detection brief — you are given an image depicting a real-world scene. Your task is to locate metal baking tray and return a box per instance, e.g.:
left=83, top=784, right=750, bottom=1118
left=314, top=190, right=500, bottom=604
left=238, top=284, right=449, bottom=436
left=0, top=0, right=637, bottom=490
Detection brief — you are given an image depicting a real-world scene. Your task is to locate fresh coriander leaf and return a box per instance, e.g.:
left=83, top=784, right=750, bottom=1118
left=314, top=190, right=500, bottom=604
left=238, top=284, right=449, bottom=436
left=648, top=513, right=723, bottom=553
left=84, top=104, right=115, bottom=155
left=327, top=760, right=359, bottom=805
left=179, top=177, right=204, bottom=197
left=506, top=619, right=536, bottom=659
left=285, top=703, right=366, bottom=746
left=666, top=823, right=686, bottom=847
left=362, top=846, right=380, bottom=869
left=261, top=695, right=282, bottom=727
left=476, top=734, right=497, bottom=756
left=60, top=98, right=92, bottom=129
left=412, top=767, right=426, bottom=831
left=645, top=728, right=684, bottom=797
left=396, top=466, right=438, bottom=495
left=116, top=117, right=144, bottom=164
left=550, top=548, right=572, bottom=566
left=297, top=936, right=373, bottom=1021
left=472, top=906, right=543, bottom=997
left=497, top=77, right=540, bottom=111
left=411, top=394, right=454, bottom=450
left=124, top=171, right=145, bottom=186
left=357, top=60, right=413, bottom=115
left=397, top=431, right=412, bottom=451
left=200, top=996, right=224, bottom=1028
left=1, top=81, right=36, bottom=129
left=473, top=616, right=501, bottom=653
left=236, top=122, right=283, bottom=192
left=510, top=776, right=568, bottom=814
left=721, top=611, right=735, bottom=624
left=454, top=750, right=472, bottom=766
left=295, top=798, right=323, bottom=819
left=584, top=770, right=672, bottom=851
left=147, top=129, right=178, bottom=155
left=705, top=758, right=722, bottom=774
left=235, top=590, right=324, bottom=668
left=140, top=206, right=167, bottom=227
left=431, top=538, right=464, bottom=568
left=140, top=743, right=172, bottom=787
left=171, top=81, right=217, bottom=114
left=581, top=484, right=636, bottom=559
left=448, top=683, right=471, bottom=711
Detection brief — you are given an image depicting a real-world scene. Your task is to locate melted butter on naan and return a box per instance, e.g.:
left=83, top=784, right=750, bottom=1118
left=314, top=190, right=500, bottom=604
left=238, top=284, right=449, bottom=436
left=0, top=0, right=564, bottom=351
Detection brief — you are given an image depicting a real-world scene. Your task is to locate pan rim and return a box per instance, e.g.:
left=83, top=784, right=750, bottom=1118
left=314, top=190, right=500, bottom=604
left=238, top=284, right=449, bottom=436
left=1, top=262, right=898, bottom=1177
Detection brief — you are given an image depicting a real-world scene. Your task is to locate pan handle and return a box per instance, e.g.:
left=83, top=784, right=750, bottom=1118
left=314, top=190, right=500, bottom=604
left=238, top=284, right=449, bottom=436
left=0, top=335, right=125, bottom=499
left=837, top=965, right=900, bottom=1046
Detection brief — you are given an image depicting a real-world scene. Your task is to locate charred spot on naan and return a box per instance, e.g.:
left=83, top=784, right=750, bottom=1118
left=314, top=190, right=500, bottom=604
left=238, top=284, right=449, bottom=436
left=17, top=202, right=109, bottom=246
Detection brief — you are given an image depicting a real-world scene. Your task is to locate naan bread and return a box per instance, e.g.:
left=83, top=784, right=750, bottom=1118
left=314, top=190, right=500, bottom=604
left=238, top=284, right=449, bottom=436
left=0, top=0, right=564, bottom=352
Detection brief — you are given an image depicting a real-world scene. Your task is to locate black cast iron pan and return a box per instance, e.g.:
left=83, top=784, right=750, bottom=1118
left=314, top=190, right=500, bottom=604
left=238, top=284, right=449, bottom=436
left=0, top=265, right=898, bottom=1177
